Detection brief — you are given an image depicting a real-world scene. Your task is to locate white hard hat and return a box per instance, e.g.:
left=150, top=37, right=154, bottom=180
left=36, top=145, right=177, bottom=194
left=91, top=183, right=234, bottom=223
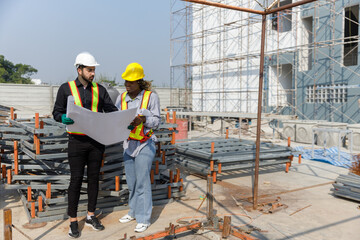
left=74, top=52, right=99, bottom=68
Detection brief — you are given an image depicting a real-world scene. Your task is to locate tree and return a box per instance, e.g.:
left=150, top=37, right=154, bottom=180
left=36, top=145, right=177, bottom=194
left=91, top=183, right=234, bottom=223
left=0, top=55, right=37, bottom=84
left=95, top=73, right=117, bottom=87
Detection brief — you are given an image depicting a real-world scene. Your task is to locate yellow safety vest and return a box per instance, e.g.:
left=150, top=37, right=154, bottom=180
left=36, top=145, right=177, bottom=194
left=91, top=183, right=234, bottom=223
left=67, top=80, right=99, bottom=135
left=121, top=90, right=153, bottom=142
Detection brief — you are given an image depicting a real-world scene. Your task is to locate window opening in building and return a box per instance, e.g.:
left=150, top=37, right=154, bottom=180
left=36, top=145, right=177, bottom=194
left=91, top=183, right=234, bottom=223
left=306, top=84, right=348, bottom=103
left=272, top=0, right=292, bottom=32
left=300, top=16, right=313, bottom=71
left=344, top=5, right=359, bottom=66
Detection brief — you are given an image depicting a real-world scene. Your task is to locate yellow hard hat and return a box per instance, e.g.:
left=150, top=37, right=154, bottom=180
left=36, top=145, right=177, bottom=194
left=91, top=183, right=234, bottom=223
left=122, top=62, right=145, bottom=81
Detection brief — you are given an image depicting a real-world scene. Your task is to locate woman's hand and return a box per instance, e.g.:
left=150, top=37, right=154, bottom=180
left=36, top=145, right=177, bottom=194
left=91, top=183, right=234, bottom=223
left=130, top=115, right=146, bottom=127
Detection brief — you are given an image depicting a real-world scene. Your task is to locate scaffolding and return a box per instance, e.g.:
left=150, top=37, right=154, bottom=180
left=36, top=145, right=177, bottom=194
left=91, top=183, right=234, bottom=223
left=170, top=0, right=360, bottom=123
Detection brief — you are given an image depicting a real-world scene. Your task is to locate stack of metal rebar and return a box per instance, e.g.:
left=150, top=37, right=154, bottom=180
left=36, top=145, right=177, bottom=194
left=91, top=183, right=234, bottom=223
left=0, top=111, right=184, bottom=223
left=332, top=173, right=360, bottom=202
left=175, top=138, right=295, bottom=182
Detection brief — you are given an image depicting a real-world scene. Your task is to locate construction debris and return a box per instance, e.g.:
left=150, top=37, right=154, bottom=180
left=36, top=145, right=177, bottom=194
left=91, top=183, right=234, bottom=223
left=289, top=204, right=312, bottom=216
left=0, top=111, right=185, bottom=223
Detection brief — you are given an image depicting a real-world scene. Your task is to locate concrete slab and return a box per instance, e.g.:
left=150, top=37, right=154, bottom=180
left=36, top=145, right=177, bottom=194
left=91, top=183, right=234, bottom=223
left=1, top=135, right=360, bottom=240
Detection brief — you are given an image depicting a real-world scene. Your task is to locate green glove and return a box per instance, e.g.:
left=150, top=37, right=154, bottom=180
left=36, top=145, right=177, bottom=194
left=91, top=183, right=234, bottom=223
left=127, top=125, right=135, bottom=130
left=61, top=114, right=74, bottom=125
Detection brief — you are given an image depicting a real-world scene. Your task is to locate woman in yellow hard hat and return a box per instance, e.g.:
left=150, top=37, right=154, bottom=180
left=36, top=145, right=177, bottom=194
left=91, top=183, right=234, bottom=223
left=115, top=63, right=161, bottom=233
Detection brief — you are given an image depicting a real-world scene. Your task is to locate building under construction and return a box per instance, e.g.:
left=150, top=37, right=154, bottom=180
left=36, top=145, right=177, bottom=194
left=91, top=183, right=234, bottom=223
left=170, top=0, right=360, bottom=124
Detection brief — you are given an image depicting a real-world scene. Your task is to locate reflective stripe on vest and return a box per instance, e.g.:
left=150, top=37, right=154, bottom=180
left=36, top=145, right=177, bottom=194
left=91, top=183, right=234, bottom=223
left=67, top=81, right=99, bottom=135
left=121, top=90, right=152, bottom=142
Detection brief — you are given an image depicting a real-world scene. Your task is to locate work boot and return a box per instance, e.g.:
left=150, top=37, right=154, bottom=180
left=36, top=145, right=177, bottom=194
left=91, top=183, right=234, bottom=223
left=85, top=215, right=105, bottom=231
left=68, top=221, right=80, bottom=238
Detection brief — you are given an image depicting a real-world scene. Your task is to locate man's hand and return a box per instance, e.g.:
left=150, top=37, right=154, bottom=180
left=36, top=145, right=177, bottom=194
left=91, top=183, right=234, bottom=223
left=61, top=114, right=74, bottom=125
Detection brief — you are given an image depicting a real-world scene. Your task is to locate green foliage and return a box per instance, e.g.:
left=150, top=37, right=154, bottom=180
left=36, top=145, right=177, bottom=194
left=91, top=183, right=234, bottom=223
left=95, top=73, right=117, bottom=86
left=0, top=55, right=37, bottom=84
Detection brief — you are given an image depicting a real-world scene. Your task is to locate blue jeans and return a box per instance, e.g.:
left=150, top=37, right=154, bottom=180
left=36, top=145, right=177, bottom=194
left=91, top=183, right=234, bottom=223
left=123, top=140, right=155, bottom=224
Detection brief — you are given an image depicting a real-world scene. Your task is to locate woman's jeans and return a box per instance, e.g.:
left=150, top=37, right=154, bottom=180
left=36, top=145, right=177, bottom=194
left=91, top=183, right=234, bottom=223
left=123, top=140, right=156, bottom=224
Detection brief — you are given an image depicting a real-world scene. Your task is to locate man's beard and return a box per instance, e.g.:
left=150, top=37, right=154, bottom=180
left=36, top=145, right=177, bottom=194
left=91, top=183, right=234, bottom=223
left=81, top=73, right=93, bottom=83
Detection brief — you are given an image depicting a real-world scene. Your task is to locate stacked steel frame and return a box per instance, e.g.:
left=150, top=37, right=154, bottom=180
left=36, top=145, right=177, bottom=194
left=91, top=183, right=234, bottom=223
left=332, top=173, right=360, bottom=202
left=0, top=110, right=184, bottom=223
left=176, top=138, right=295, bottom=182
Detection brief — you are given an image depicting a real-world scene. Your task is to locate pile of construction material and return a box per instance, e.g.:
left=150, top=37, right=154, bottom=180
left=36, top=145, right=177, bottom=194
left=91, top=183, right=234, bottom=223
left=0, top=112, right=184, bottom=223
left=332, top=173, right=360, bottom=202
left=0, top=105, right=11, bottom=124
left=175, top=138, right=296, bottom=182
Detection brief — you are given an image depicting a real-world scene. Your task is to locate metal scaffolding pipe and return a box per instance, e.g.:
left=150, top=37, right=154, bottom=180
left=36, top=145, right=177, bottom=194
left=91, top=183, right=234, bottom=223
left=182, top=0, right=264, bottom=15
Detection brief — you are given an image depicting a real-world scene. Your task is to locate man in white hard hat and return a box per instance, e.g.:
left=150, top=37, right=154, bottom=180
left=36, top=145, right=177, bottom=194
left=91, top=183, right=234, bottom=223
left=52, top=52, right=118, bottom=238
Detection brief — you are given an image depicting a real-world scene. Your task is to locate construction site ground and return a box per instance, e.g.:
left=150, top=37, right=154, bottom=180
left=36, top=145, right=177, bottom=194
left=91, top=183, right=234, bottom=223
left=1, top=127, right=360, bottom=240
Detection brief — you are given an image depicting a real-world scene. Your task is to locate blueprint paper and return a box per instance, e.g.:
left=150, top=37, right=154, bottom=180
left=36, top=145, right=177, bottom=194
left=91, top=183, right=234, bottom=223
left=66, top=96, right=137, bottom=145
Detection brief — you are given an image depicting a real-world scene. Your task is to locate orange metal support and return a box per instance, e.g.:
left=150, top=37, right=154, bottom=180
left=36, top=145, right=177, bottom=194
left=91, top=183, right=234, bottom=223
left=155, top=161, right=159, bottom=175
left=2, top=165, right=6, bottom=179
left=211, top=142, right=215, bottom=153
left=171, top=132, right=175, bottom=145
left=34, top=135, right=40, bottom=155
left=156, top=142, right=161, bottom=157
left=172, top=132, right=176, bottom=144
left=298, top=154, right=302, bottom=164
left=162, top=151, right=166, bottom=165
left=287, top=137, right=291, bottom=147
left=7, top=169, right=11, bottom=184
left=27, top=186, right=32, bottom=202
left=115, top=176, right=120, bottom=191
left=100, top=155, right=105, bottom=175
left=169, top=170, right=173, bottom=183
left=3, top=208, right=12, bottom=240
left=226, top=128, right=229, bottom=139
left=46, top=183, right=51, bottom=199
left=31, top=202, right=35, bottom=218
left=35, top=113, right=39, bottom=129
left=172, top=111, right=177, bottom=124
left=285, top=162, right=290, bottom=173
left=210, top=160, right=214, bottom=171
left=14, top=113, right=17, bottom=120
left=151, top=170, right=154, bottom=184
left=166, top=112, right=170, bottom=123
left=10, top=107, right=14, bottom=120
left=176, top=168, right=180, bottom=182
left=14, top=141, right=18, bottom=175
left=212, top=171, right=217, bottom=183
left=40, top=120, right=44, bottom=137
left=218, top=163, right=222, bottom=174
left=167, top=185, right=172, bottom=199
left=179, top=178, right=183, bottom=192
left=38, top=196, right=43, bottom=212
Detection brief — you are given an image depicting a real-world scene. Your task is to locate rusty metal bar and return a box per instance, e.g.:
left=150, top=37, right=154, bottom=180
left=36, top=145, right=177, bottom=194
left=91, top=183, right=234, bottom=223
left=266, top=0, right=317, bottom=14
left=136, top=222, right=202, bottom=240
left=253, top=14, right=267, bottom=210
left=3, top=208, right=12, bottom=240
left=183, top=0, right=264, bottom=15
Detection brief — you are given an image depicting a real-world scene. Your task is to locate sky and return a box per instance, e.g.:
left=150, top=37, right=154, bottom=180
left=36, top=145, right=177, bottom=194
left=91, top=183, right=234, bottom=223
left=0, top=0, right=171, bottom=86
